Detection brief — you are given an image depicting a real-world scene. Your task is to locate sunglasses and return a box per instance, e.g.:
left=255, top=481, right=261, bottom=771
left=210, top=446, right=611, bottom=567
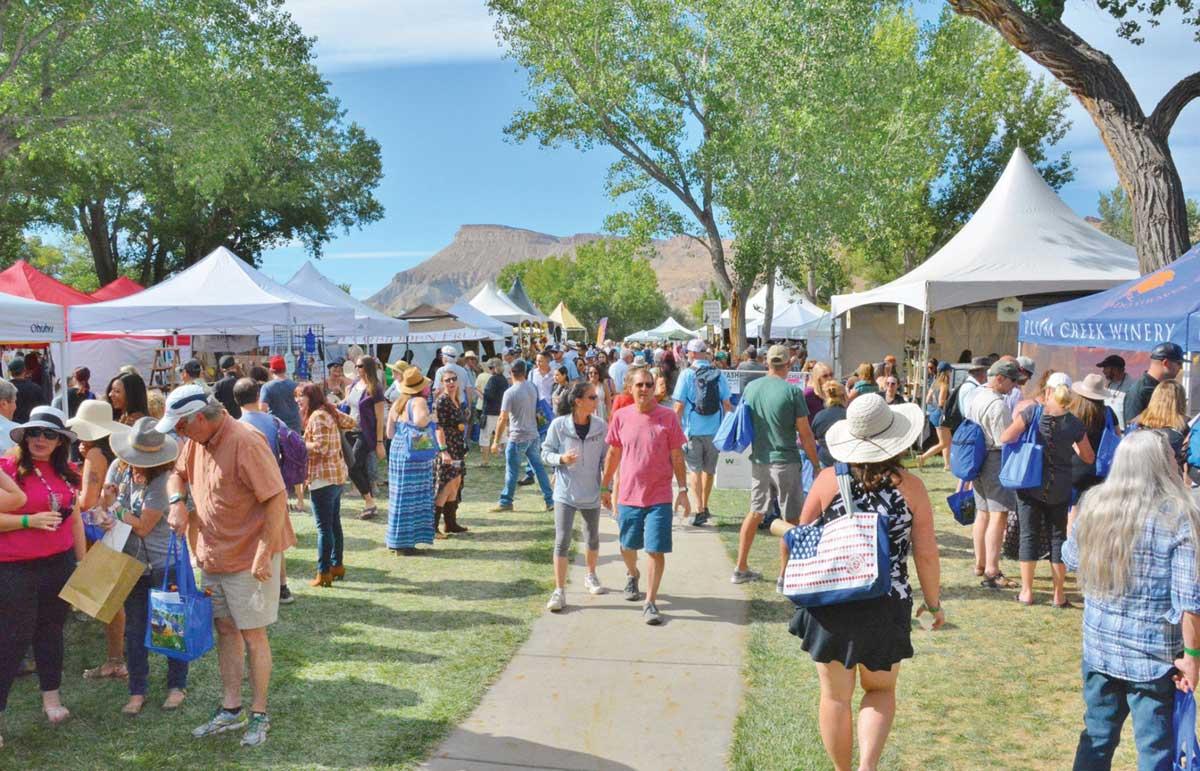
left=633, top=382, right=654, bottom=389
left=443, top=377, right=458, bottom=383
left=23, top=427, right=61, bottom=440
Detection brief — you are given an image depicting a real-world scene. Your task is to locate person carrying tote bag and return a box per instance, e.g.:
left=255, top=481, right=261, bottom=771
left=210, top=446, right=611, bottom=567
left=770, top=394, right=943, bottom=771
left=999, top=372, right=1093, bottom=607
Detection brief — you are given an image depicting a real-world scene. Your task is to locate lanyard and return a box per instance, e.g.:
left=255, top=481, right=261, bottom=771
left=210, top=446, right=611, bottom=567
left=31, top=464, right=71, bottom=514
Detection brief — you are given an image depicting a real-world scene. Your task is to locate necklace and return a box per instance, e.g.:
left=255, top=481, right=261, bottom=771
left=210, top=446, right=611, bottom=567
left=31, top=463, right=72, bottom=514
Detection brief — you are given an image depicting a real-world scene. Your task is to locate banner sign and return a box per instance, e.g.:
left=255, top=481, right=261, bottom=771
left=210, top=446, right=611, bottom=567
left=1019, top=316, right=1182, bottom=349
left=703, top=300, right=722, bottom=326
left=997, top=297, right=1022, bottom=322
left=595, top=317, right=608, bottom=346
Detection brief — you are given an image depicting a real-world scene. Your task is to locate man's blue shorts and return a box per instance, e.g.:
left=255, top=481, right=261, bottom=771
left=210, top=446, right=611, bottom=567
left=617, top=503, right=673, bottom=554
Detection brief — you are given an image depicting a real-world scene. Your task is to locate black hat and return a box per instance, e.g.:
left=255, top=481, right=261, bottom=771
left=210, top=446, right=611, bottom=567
left=219, top=355, right=236, bottom=370
left=182, top=358, right=203, bottom=376
left=1150, top=342, right=1184, bottom=362
left=1095, top=354, right=1126, bottom=369
left=7, top=356, right=25, bottom=377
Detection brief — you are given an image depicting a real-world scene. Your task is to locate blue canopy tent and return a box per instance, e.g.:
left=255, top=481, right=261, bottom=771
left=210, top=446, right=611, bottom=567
left=1018, top=244, right=1200, bottom=411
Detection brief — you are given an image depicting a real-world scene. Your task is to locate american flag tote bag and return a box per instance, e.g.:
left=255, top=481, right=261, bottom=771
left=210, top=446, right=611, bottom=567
left=782, top=464, right=892, bottom=608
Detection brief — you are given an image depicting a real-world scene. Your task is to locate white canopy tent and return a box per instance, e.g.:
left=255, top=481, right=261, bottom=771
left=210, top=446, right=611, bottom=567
left=626, top=316, right=696, bottom=342
left=0, top=291, right=66, bottom=343
left=723, top=276, right=818, bottom=327
left=747, top=298, right=826, bottom=339
left=468, top=281, right=541, bottom=325
left=446, top=300, right=514, bottom=339
left=829, top=148, right=1139, bottom=372
left=284, top=261, right=409, bottom=343
left=70, top=247, right=355, bottom=336
left=398, top=304, right=507, bottom=345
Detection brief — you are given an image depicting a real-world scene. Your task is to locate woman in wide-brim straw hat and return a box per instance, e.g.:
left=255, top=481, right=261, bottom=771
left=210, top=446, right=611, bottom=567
left=105, top=416, right=189, bottom=715
left=773, top=393, right=944, bottom=771
left=384, top=366, right=436, bottom=554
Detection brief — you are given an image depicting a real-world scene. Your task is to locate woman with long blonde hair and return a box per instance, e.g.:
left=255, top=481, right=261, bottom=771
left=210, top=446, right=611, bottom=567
left=1129, top=380, right=1187, bottom=470
left=917, top=365, right=952, bottom=470
left=1064, top=430, right=1200, bottom=770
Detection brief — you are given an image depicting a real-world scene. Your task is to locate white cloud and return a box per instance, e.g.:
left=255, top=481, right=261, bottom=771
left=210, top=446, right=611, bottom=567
left=325, top=249, right=435, bottom=260
left=283, top=0, right=501, bottom=69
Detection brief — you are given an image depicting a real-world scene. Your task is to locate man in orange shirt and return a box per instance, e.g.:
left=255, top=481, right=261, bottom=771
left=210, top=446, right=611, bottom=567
left=161, top=384, right=295, bottom=748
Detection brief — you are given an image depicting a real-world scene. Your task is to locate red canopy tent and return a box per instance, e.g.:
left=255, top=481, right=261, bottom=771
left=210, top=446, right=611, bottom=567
left=90, top=276, right=144, bottom=302
left=0, top=260, right=95, bottom=306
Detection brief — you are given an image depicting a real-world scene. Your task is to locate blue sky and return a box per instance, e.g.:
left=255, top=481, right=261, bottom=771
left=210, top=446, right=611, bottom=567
left=263, top=1, right=1199, bottom=298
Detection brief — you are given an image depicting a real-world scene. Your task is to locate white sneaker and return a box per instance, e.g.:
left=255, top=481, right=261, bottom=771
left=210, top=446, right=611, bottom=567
left=546, top=588, right=565, bottom=612
left=584, top=573, right=605, bottom=595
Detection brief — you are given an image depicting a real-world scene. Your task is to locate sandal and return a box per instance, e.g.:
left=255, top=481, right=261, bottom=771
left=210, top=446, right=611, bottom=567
left=161, top=688, right=187, bottom=710
left=1015, top=594, right=1035, bottom=606
left=981, top=572, right=1017, bottom=589
left=43, top=705, right=70, bottom=725
left=83, top=659, right=128, bottom=680
left=121, top=696, right=145, bottom=717
left=358, top=506, right=378, bottom=520
left=1053, top=600, right=1076, bottom=610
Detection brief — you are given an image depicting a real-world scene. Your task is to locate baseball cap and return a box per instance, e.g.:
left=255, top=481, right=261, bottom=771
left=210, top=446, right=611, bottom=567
left=1150, top=342, right=1184, bottom=362
left=1095, top=354, right=1126, bottom=369
left=156, top=384, right=211, bottom=433
left=566, top=340, right=579, bottom=350
left=182, top=358, right=203, bottom=377
left=1015, top=356, right=1036, bottom=376
left=219, top=355, right=236, bottom=370
left=440, top=344, right=458, bottom=357
left=937, top=361, right=952, bottom=373
left=686, top=339, right=708, bottom=353
left=743, top=345, right=757, bottom=358
left=968, top=356, right=990, bottom=371
left=987, top=360, right=1020, bottom=380
left=7, top=357, right=24, bottom=377
left=766, top=344, right=790, bottom=365
left=268, top=355, right=286, bottom=373
left=1046, top=372, right=1073, bottom=389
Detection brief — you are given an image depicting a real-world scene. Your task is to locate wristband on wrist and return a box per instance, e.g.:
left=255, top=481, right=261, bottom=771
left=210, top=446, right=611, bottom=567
left=168, top=493, right=184, bottom=505
left=21, top=514, right=29, bottom=529
left=922, top=602, right=941, bottom=614
left=1184, top=646, right=1200, bottom=658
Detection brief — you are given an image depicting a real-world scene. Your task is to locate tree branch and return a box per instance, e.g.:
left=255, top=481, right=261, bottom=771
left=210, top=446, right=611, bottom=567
left=1150, top=71, right=1200, bottom=138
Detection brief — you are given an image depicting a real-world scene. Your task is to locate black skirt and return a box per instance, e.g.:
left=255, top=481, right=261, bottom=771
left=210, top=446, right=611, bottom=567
left=789, top=595, right=913, bottom=672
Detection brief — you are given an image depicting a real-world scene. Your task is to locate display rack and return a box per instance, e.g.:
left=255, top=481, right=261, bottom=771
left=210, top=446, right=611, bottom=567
left=270, top=324, right=327, bottom=383
left=150, top=347, right=182, bottom=388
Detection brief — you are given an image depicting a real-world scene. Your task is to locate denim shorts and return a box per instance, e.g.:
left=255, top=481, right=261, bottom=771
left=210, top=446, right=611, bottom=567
left=618, top=503, right=673, bottom=554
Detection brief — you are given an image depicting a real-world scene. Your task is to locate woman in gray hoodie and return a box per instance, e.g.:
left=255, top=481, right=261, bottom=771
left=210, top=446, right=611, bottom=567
left=541, top=381, right=609, bottom=611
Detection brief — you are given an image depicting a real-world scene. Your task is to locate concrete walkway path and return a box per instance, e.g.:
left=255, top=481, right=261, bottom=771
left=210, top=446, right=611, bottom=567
left=424, top=510, right=750, bottom=771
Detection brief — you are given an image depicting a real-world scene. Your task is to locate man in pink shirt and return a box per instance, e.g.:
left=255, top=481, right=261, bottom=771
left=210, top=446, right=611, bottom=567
left=601, top=366, right=689, bottom=625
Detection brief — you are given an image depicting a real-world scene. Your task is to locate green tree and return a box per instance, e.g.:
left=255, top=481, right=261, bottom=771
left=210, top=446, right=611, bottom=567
left=1098, top=185, right=1199, bottom=248
left=0, top=234, right=102, bottom=293
left=947, top=0, right=1199, bottom=272
left=689, top=282, right=724, bottom=327
left=497, top=240, right=670, bottom=339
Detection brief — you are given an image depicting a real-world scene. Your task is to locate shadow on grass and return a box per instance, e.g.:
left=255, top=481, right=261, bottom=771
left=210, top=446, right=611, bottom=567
left=288, top=595, right=525, bottom=633
left=390, top=577, right=544, bottom=601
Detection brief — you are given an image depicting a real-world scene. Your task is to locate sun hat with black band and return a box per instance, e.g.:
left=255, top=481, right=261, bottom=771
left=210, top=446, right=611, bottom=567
left=825, top=393, right=925, bottom=464
left=67, top=399, right=130, bottom=442
left=111, top=416, right=180, bottom=468
left=156, top=383, right=211, bottom=433
left=11, top=405, right=77, bottom=444
left=399, top=366, right=432, bottom=395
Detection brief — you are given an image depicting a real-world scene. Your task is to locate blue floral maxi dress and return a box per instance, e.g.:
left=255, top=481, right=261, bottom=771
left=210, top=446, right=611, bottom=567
left=387, top=400, right=435, bottom=549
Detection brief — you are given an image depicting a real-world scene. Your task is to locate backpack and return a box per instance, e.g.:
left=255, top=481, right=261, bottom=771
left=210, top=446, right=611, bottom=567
left=693, top=366, right=722, bottom=416
left=942, top=381, right=968, bottom=432
left=274, top=418, right=309, bottom=488
left=1187, top=419, right=1200, bottom=470
left=949, top=394, right=997, bottom=483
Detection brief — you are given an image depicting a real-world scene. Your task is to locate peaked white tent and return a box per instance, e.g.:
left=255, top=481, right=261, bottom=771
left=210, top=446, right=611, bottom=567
left=722, top=276, right=819, bottom=326
left=70, top=247, right=355, bottom=335
left=626, top=316, right=697, bottom=342
left=468, top=281, right=541, bottom=324
left=284, top=261, right=409, bottom=343
left=747, top=299, right=826, bottom=339
left=829, top=148, right=1139, bottom=371
left=446, top=300, right=514, bottom=339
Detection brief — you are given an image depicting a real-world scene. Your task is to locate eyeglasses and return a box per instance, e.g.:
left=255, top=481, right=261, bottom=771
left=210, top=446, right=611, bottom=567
left=23, top=428, right=59, bottom=440
left=633, top=382, right=654, bottom=389
left=443, top=377, right=458, bottom=383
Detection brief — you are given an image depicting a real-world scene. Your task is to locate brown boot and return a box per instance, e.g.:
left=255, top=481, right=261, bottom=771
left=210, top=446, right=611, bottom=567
left=330, top=565, right=346, bottom=582
left=444, top=501, right=469, bottom=533
left=309, top=572, right=332, bottom=588
left=434, top=506, right=450, bottom=540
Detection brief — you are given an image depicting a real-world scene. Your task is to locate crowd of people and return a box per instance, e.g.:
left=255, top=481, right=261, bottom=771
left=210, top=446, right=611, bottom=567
left=0, top=332, right=1198, bottom=771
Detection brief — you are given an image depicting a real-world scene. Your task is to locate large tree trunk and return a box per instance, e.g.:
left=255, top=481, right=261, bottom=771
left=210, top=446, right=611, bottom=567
left=947, top=0, right=1197, bottom=273
left=761, top=270, right=775, bottom=342
left=76, top=200, right=119, bottom=285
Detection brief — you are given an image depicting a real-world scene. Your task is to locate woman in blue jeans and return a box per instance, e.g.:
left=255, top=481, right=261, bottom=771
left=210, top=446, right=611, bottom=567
left=1064, top=430, right=1200, bottom=770
left=296, top=383, right=356, bottom=585
left=105, top=416, right=188, bottom=715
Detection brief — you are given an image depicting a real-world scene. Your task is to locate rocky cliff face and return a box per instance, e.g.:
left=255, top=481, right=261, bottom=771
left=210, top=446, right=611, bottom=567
left=366, top=224, right=718, bottom=315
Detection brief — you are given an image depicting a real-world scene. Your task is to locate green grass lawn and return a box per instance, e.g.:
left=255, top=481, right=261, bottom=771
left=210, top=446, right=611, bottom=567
left=708, top=463, right=1138, bottom=771
left=3, top=459, right=558, bottom=769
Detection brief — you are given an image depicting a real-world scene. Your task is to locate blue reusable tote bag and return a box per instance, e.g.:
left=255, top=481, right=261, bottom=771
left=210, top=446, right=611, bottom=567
left=713, top=399, right=754, bottom=453
left=146, top=533, right=214, bottom=663
left=1094, top=409, right=1120, bottom=478
left=1000, top=406, right=1044, bottom=490
left=1174, top=690, right=1200, bottom=770
left=946, top=481, right=976, bottom=526
left=397, top=400, right=438, bottom=461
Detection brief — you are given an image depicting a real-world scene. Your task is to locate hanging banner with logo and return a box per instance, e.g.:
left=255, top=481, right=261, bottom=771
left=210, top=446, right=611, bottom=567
left=997, top=297, right=1022, bottom=322
left=595, top=317, right=608, bottom=347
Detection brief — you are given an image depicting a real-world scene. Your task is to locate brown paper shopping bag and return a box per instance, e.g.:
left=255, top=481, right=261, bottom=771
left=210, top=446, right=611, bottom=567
left=59, top=542, right=144, bottom=623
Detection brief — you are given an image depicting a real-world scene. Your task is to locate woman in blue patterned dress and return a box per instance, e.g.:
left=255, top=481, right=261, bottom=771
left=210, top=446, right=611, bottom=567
left=385, top=365, right=435, bottom=555
left=780, top=394, right=944, bottom=771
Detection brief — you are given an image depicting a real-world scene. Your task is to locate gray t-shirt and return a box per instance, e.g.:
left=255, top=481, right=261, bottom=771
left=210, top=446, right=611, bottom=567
left=501, top=380, right=539, bottom=443
left=966, top=385, right=1011, bottom=449
left=106, top=460, right=172, bottom=572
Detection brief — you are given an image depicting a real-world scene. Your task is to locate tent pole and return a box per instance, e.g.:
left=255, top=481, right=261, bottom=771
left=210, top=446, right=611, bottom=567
left=919, top=306, right=930, bottom=407
left=59, top=306, right=70, bottom=412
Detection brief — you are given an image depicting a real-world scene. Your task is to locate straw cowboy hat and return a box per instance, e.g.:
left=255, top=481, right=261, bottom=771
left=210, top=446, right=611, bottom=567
left=386, top=359, right=411, bottom=377
left=398, top=366, right=431, bottom=395
left=67, top=399, right=130, bottom=442
left=1071, top=373, right=1109, bottom=402
left=110, top=416, right=180, bottom=468
left=11, top=405, right=77, bottom=444
left=825, top=393, right=925, bottom=464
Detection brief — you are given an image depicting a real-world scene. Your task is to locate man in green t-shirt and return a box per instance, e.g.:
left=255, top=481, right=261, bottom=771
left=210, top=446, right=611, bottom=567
left=732, top=345, right=819, bottom=585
